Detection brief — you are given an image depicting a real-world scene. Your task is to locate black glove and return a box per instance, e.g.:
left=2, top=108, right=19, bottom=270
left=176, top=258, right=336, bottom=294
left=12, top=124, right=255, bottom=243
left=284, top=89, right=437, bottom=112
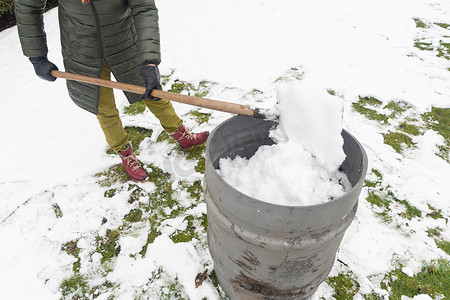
left=29, top=56, right=58, bottom=82
left=140, top=65, right=162, bottom=101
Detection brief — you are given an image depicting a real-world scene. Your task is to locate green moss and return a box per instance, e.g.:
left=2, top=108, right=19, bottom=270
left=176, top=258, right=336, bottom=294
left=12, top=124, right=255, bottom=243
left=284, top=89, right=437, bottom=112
left=53, top=203, right=63, bottom=218
left=437, top=41, right=450, bottom=60
left=426, top=227, right=442, bottom=238
left=190, top=110, right=211, bottom=124
left=123, top=208, right=143, bottom=223
left=435, top=239, right=450, bottom=255
left=352, top=96, right=388, bottom=124
left=382, top=131, right=415, bottom=153
left=95, top=229, right=121, bottom=264
left=195, top=157, right=205, bottom=174
left=413, top=18, right=428, bottom=28
left=104, top=188, right=117, bottom=198
left=124, top=101, right=146, bottom=115
left=326, top=272, right=360, bottom=300
left=381, top=259, right=450, bottom=299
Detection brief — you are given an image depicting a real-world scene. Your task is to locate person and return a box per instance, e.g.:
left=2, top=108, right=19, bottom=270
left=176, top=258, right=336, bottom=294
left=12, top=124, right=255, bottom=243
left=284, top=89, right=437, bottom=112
left=13, top=0, right=209, bottom=182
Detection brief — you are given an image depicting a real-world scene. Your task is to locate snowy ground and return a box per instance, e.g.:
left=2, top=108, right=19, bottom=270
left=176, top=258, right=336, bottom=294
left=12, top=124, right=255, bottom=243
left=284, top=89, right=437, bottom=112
left=0, top=0, right=449, bottom=299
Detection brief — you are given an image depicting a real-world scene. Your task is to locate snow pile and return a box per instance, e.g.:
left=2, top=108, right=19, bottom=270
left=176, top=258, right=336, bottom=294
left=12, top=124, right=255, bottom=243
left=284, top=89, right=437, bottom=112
left=219, top=84, right=351, bottom=206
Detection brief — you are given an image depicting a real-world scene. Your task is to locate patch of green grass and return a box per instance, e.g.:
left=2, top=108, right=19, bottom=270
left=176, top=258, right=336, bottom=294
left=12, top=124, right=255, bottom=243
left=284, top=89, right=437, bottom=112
left=363, top=292, right=384, bottom=300
left=195, top=80, right=216, bottom=98
left=169, top=80, right=195, bottom=94
left=327, top=89, right=336, bottom=96
left=275, top=67, right=304, bottom=82
left=422, top=107, right=450, bottom=162
left=352, top=96, right=389, bottom=124
left=190, top=110, right=211, bottom=124
left=186, top=180, right=203, bottom=202
left=104, top=188, right=117, bottom=198
left=437, top=40, right=450, bottom=60
left=106, top=126, right=153, bottom=155
left=128, top=184, right=146, bottom=203
left=366, top=191, right=390, bottom=207
left=364, top=169, right=383, bottom=187
left=381, top=259, right=450, bottom=299
left=124, top=126, right=153, bottom=155
left=434, top=23, right=450, bottom=29
left=124, top=101, right=146, bottom=115
left=95, top=164, right=130, bottom=187
left=414, top=18, right=428, bottom=28
left=414, top=39, right=434, bottom=51
left=62, top=240, right=81, bottom=273
left=60, top=274, right=90, bottom=300
left=53, top=203, right=63, bottom=218
left=171, top=215, right=198, bottom=243
left=156, top=131, right=175, bottom=144
left=139, top=227, right=160, bottom=257
left=123, top=208, right=143, bottom=223
left=382, top=131, right=415, bottom=153
left=200, top=213, right=207, bottom=231
left=95, top=229, right=121, bottom=264
left=387, top=190, right=421, bottom=220
left=435, top=239, right=450, bottom=255
left=426, top=227, right=442, bottom=238
left=426, top=204, right=445, bottom=220
left=384, top=100, right=412, bottom=118
left=398, top=121, right=421, bottom=136
left=185, top=144, right=206, bottom=160
left=195, top=156, right=205, bottom=174
left=326, top=272, right=360, bottom=300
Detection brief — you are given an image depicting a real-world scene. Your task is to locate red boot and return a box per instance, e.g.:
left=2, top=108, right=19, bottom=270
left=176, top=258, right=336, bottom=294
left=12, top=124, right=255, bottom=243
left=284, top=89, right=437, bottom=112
left=119, top=144, right=148, bottom=181
left=170, top=125, right=209, bottom=151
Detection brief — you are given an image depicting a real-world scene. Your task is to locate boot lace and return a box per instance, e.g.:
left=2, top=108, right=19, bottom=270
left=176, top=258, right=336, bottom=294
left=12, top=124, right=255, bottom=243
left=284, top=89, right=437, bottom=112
left=178, top=128, right=196, bottom=141
left=122, top=154, right=142, bottom=171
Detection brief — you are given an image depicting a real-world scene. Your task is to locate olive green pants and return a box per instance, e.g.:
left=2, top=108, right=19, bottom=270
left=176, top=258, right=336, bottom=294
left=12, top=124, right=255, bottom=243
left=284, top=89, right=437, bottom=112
left=97, top=64, right=182, bottom=153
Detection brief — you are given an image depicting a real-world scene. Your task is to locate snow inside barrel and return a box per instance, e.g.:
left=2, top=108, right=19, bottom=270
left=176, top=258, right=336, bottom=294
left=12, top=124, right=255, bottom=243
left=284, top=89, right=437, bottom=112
left=204, top=115, right=368, bottom=299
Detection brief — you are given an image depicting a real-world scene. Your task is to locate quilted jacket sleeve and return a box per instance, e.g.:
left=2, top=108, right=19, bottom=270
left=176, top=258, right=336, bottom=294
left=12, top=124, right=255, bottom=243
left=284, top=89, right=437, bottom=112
left=13, top=0, right=48, bottom=58
left=128, top=0, right=161, bottom=65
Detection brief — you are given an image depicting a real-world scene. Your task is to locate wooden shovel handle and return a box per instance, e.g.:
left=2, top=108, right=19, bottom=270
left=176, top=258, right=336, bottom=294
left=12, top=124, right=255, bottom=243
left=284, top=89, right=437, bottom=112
left=51, top=70, right=256, bottom=117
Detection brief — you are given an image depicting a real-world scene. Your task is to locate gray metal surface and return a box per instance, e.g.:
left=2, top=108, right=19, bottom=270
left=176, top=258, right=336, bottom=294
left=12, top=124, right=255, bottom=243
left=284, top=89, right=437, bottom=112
left=204, top=115, right=368, bottom=299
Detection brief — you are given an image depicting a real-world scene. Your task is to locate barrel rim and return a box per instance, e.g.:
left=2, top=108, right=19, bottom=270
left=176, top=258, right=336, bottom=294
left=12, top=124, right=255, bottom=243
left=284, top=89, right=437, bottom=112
left=205, top=115, right=368, bottom=209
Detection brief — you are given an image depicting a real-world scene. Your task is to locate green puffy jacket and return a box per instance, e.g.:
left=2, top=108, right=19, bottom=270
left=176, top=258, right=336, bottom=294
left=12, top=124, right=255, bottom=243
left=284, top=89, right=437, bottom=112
left=14, top=0, right=161, bottom=114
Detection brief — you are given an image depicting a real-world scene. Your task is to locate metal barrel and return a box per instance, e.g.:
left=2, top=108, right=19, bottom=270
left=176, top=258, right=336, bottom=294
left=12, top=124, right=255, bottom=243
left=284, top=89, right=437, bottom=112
left=204, top=115, right=368, bottom=299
